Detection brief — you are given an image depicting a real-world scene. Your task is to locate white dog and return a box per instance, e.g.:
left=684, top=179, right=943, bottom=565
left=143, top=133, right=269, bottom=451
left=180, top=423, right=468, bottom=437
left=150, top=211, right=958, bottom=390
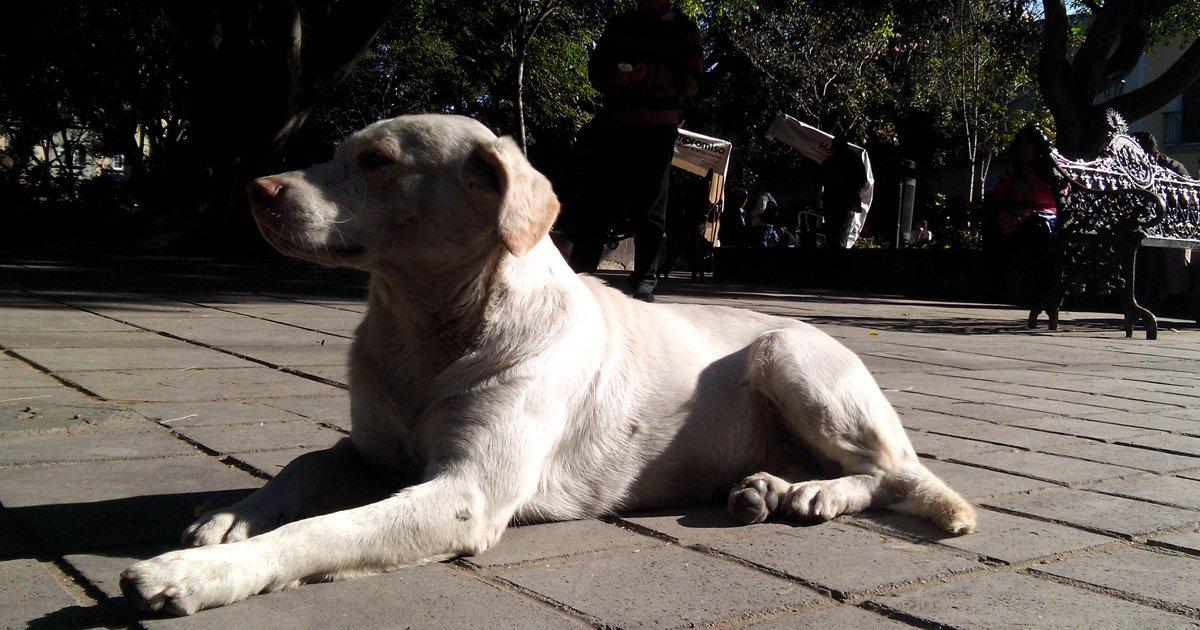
left=121, top=115, right=975, bottom=615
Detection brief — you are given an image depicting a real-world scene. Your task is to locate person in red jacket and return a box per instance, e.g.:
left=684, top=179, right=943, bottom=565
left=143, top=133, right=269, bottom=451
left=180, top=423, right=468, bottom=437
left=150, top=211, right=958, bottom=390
left=568, top=0, right=703, bottom=302
left=990, top=127, right=1061, bottom=299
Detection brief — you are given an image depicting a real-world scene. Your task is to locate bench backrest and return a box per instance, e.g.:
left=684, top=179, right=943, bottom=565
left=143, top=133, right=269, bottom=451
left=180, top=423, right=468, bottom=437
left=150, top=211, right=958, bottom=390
left=1032, top=112, right=1200, bottom=244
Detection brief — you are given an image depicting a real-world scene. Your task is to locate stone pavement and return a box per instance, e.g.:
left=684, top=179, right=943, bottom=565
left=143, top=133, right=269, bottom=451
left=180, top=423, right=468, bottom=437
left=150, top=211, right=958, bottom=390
left=2, top=254, right=1199, bottom=629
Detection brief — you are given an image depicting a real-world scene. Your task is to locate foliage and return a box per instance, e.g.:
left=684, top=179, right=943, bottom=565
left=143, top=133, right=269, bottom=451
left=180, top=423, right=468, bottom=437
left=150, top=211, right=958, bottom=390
left=1, top=0, right=1104, bottom=252
left=913, top=0, right=1042, bottom=202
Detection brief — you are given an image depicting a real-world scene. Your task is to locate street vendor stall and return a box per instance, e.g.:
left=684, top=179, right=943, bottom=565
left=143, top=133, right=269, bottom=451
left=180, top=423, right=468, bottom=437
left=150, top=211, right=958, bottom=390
left=766, top=114, right=875, bottom=248
left=672, top=128, right=732, bottom=246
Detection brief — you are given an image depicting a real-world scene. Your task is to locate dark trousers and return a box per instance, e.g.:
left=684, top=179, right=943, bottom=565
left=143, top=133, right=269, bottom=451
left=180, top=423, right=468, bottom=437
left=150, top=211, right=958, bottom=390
left=568, top=122, right=677, bottom=290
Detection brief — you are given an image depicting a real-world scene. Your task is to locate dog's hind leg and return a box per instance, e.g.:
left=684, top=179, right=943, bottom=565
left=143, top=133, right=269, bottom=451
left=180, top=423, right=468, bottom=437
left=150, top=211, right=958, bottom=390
left=728, top=326, right=976, bottom=535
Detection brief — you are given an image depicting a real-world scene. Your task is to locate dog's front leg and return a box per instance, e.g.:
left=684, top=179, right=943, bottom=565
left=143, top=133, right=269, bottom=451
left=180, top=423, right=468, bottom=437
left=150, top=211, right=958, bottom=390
left=121, top=400, right=558, bottom=615
left=121, top=472, right=514, bottom=615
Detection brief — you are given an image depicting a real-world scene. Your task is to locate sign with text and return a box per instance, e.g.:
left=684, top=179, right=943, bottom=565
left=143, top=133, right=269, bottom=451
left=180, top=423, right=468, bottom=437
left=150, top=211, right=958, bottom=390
left=672, top=128, right=732, bottom=178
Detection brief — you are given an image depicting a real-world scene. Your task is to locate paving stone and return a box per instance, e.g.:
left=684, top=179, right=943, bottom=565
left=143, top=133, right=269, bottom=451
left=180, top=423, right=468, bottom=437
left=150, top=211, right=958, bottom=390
left=1033, top=545, right=1200, bottom=611
left=745, top=604, right=910, bottom=629
left=57, top=367, right=340, bottom=402
left=1147, top=530, right=1200, bottom=555
left=1071, top=410, right=1200, bottom=433
left=1163, top=408, right=1200, bottom=422
left=1086, top=475, right=1200, bottom=511
left=0, top=430, right=194, bottom=465
left=1010, top=416, right=1163, bottom=441
left=140, top=321, right=350, bottom=349
left=930, top=421, right=1093, bottom=451
left=0, top=387, right=127, bottom=433
left=0, top=458, right=260, bottom=552
left=912, top=401, right=1051, bottom=423
left=65, top=549, right=581, bottom=629
left=857, top=508, right=1113, bottom=564
left=908, top=431, right=1010, bottom=459
left=229, top=447, right=315, bottom=477
left=221, top=344, right=352, bottom=369
left=998, top=396, right=1128, bottom=418
left=951, top=449, right=1138, bottom=484
left=14, top=347, right=254, bottom=371
left=985, top=488, right=1200, bottom=538
left=621, top=506, right=803, bottom=546
left=175, top=420, right=345, bottom=454
left=1041, top=441, right=1200, bottom=473
left=0, top=311, right=137, bottom=333
left=287, top=364, right=349, bottom=385
left=0, top=559, right=90, bottom=629
left=1120, top=433, right=1200, bottom=457
left=0, top=330, right=189, bottom=349
left=466, top=519, right=652, bottom=567
left=703, top=522, right=981, bottom=596
left=498, top=544, right=818, bottom=628
left=898, top=410, right=994, bottom=432
left=882, top=389, right=954, bottom=409
left=868, top=570, right=1194, bottom=629
left=918, top=459, right=1054, bottom=500
left=263, top=396, right=351, bottom=428
left=0, top=359, right=59, bottom=388
left=135, top=400, right=309, bottom=427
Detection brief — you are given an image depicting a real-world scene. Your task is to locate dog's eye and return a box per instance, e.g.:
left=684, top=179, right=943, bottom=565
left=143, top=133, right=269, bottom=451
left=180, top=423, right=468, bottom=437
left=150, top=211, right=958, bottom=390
left=358, top=150, right=395, bottom=170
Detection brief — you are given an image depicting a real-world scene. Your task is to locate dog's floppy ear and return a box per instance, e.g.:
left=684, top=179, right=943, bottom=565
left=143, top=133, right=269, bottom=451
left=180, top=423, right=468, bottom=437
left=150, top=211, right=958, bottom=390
left=465, top=136, right=560, bottom=257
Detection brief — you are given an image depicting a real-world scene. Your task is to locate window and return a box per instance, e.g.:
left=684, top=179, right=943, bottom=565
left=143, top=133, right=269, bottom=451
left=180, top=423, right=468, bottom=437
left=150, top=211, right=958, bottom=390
left=111, top=153, right=126, bottom=171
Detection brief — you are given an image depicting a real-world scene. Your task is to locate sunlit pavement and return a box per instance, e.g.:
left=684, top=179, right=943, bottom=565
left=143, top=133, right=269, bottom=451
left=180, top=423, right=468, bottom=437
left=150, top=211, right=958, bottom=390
left=2, top=255, right=1198, bottom=628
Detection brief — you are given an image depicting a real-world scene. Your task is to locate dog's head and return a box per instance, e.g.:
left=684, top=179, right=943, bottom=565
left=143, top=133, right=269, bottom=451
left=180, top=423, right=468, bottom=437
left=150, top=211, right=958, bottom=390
left=247, top=115, right=559, bottom=269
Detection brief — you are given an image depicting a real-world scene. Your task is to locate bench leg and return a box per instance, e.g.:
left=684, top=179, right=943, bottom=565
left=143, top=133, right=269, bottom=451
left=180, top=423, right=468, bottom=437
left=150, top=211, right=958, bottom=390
left=1122, top=244, right=1158, bottom=340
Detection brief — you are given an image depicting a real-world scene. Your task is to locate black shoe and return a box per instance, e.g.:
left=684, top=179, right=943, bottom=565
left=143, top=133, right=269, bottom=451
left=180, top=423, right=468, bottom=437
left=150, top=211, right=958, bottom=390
left=632, top=285, right=655, bottom=302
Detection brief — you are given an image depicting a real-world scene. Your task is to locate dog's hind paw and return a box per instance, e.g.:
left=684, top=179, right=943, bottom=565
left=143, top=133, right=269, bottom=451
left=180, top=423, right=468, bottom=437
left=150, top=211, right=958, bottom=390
left=727, top=473, right=788, bottom=525
left=183, top=503, right=283, bottom=546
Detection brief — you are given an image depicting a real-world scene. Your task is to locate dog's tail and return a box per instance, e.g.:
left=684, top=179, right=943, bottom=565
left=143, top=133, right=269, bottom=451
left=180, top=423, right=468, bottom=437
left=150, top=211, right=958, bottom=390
left=888, top=461, right=976, bottom=535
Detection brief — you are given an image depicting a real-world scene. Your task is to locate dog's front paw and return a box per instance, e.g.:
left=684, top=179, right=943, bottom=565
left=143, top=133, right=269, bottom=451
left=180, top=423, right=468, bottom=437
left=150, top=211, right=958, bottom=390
left=183, top=502, right=282, bottom=546
left=120, top=546, right=262, bottom=616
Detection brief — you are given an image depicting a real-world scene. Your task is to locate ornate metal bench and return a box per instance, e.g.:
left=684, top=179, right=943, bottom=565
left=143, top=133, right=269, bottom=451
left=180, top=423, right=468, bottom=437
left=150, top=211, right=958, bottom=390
left=1027, top=112, right=1200, bottom=340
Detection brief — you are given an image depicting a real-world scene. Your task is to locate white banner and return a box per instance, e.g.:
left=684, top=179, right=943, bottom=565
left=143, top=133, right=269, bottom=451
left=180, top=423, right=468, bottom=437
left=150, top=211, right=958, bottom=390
left=766, top=114, right=874, bottom=248
left=672, top=128, right=732, bottom=178
left=673, top=128, right=733, bottom=245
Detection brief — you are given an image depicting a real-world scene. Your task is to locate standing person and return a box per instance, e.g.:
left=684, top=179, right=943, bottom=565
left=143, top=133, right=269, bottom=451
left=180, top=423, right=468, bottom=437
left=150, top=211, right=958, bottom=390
left=1133, top=131, right=1191, bottom=178
left=567, top=0, right=703, bottom=302
left=748, top=188, right=779, bottom=247
left=914, top=219, right=933, bottom=244
left=819, top=135, right=868, bottom=248
left=990, top=128, right=1060, bottom=300
left=1132, top=131, right=1192, bottom=305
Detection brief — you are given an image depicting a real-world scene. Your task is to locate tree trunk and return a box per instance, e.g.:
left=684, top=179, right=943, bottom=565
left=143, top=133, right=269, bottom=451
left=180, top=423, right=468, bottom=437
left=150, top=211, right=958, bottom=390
left=516, top=50, right=528, bottom=154
left=1039, top=0, right=1200, bottom=157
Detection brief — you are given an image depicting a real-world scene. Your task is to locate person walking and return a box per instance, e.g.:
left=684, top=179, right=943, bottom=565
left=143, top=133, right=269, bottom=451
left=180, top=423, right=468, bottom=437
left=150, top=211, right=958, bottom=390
left=567, top=0, right=703, bottom=302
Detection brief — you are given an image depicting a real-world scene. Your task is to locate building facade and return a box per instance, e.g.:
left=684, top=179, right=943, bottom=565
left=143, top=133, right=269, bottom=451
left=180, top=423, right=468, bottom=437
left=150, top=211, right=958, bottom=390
left=1125, top=36, right=1200, bottom=177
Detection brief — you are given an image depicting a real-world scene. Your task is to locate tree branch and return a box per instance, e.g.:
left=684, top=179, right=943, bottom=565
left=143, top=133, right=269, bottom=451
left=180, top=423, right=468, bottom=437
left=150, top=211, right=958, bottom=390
left=1099, top=19, right=1150, bottom=91
left=1070, top=0, right=1136, bottom=105
left=1103, top=36, right=1200, bottom=120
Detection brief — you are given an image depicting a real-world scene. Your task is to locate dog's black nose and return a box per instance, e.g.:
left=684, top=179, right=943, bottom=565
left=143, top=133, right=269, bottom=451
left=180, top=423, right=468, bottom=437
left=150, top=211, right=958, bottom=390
left=248, top=177, right=286, bottom=204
